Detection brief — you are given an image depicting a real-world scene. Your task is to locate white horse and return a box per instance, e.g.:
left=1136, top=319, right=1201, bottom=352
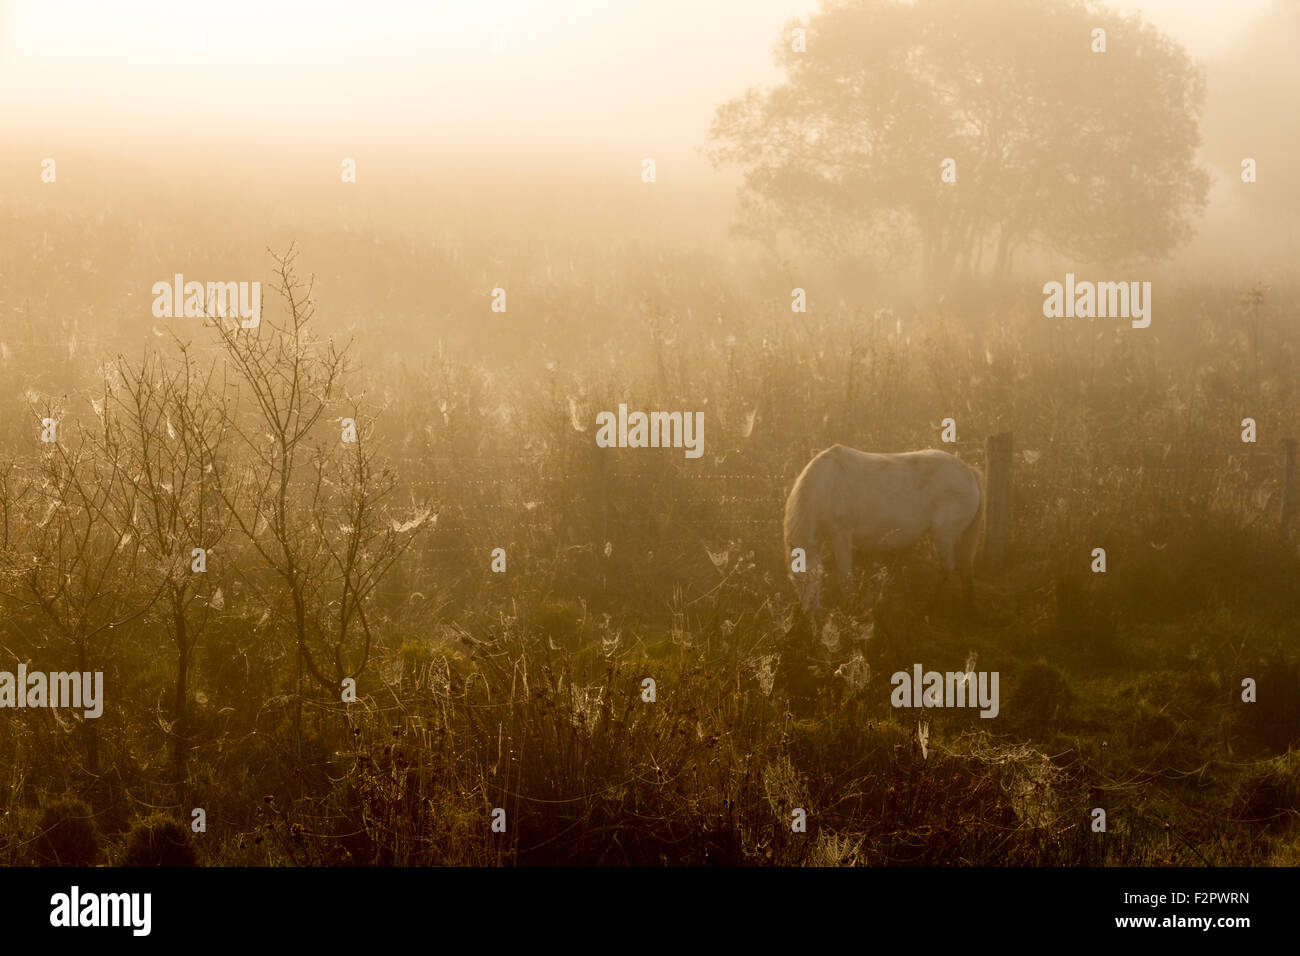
left=783, top=445, right=983, bottom=612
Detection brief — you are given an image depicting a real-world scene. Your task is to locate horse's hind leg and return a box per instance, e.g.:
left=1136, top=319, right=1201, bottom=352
left=933, top=531, right=957, bottom=598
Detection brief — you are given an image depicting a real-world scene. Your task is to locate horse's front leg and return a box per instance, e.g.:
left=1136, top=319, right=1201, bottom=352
left=831, top=530, right=854, bottom=604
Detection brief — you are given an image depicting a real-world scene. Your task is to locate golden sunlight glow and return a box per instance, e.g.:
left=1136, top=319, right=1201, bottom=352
left=1, top=0, right=1264, bottom=154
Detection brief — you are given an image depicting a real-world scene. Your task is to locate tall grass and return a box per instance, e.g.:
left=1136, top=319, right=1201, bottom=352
left=0, top=185, right=1297, bottom=865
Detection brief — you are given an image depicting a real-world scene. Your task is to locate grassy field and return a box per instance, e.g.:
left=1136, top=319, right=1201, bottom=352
left=0, top=167, right=1297, bottom=867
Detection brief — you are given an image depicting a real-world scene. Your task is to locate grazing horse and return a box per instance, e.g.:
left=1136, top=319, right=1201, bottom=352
left=783, top=445, right=983, bottom=612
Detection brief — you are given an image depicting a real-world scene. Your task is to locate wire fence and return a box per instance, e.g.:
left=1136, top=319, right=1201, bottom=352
left=3, top=433, right=1293, bottom=546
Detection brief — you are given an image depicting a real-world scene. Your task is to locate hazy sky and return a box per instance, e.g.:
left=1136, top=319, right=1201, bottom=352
left=0, top=0, right=1275, bottom=164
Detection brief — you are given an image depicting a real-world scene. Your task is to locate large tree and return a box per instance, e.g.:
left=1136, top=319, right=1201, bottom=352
left=707, top=0, right=1210, bottom=285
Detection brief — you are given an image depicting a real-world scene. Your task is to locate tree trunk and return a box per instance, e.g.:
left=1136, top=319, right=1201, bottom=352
left=992, top=227, right=1015, bottom=279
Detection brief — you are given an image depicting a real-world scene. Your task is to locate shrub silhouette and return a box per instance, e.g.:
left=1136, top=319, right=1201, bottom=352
left=1243, top=659, right=1300, bottom=753
left=34, top=798, right=98, bottom=866
left=1010, top=661, right=1074, bottom=730
left=1234, top=753, right=1300, bottom=831
left=124, top=814, right=197, bottom=867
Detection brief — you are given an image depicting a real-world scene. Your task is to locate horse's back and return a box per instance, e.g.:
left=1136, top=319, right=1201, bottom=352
left=798, top=444, right=980, bottom=549
left=816, top=445, right=974, bottom=500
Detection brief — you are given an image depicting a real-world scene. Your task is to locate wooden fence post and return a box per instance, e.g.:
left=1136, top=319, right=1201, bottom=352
left=983, top=431, right=1013, bottom=573
left=1282, top=437, right=1297, bottom=541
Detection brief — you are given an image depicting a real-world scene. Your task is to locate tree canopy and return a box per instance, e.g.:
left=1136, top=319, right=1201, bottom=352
left=707, top=0, right=1210, bottom=286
